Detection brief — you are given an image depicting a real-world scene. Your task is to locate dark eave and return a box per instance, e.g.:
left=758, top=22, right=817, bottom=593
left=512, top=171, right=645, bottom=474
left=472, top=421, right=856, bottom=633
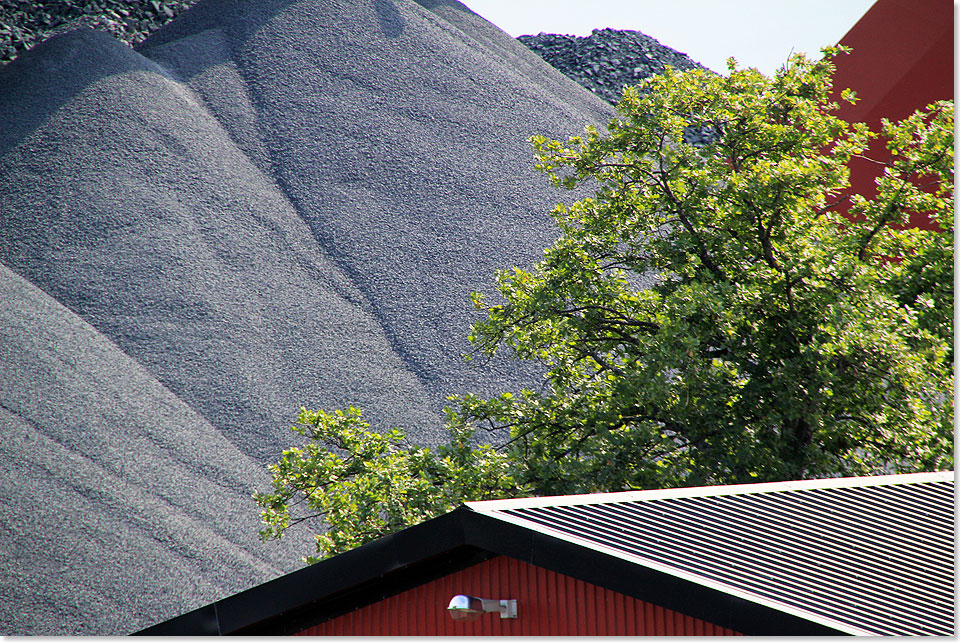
left=136, top=506, right=848, bottom=636
left=138, top=508, right=477, bottom=635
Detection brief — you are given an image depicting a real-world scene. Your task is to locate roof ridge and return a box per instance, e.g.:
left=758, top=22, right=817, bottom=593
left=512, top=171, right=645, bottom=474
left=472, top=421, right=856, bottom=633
left=465, top=471, right=954, bottom=511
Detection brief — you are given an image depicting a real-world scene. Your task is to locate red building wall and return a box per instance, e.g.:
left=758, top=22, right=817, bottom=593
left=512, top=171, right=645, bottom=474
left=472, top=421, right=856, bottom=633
left=295, top=555, right=741, bottom=636
left=830, top=0, right=953, bottom=229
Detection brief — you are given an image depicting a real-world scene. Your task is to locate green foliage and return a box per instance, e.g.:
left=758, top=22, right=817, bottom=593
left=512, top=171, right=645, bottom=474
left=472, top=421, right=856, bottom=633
left=254, top=407, right=518, bottom=562
left=258, top=47, right=953, bottom=562
left=465, top=48, right=952, bottom=491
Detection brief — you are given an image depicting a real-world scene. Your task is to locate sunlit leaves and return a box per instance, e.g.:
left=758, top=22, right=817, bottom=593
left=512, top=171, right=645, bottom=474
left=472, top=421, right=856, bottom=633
left=259, top=48, right=952, bottom=563
left=466, top=47, right=952, bottom=489
left=254, top=407, right=517, bottom=562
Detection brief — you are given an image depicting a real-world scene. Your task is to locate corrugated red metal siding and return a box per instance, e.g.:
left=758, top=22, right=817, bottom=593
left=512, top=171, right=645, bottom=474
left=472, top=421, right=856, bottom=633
left=295, top=555, right=741, bottom=635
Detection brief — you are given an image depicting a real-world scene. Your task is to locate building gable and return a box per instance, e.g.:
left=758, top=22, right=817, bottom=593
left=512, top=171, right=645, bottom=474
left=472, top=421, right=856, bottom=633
left=296, top=555, right=740, bottom=636
left=139, top=472, right=953, bottom=636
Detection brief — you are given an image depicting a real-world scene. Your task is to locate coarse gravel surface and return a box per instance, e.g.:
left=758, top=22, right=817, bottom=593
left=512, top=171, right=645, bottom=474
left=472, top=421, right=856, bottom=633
left=519, top=28, right=709, bottom=104
left=0, top=0, right=613, bottom=634
left=0, top=262, right=302, bottom=635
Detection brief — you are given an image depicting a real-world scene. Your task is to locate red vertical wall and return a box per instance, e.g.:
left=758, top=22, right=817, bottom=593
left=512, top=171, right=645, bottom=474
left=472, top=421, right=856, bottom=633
left=295, top=555, right=741, bottom=636
left=830, top=0, right=954, bottom=229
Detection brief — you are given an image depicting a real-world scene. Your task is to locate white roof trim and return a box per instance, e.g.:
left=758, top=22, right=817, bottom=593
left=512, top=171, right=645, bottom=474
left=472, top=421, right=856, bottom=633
left=478, top=506, right=878, bottom=636
left=465, top=471, right=954, bottom=511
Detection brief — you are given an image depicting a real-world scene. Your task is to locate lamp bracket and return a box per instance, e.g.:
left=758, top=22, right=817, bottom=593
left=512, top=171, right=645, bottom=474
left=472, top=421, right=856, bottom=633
left=481, top=598, right=517, bottom=619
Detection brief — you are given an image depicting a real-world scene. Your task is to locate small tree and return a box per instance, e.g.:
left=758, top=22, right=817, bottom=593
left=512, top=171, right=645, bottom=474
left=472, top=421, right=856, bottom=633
left=254, top=407, right=518, bottom=562
left=257, top=48, right=953, bottom=561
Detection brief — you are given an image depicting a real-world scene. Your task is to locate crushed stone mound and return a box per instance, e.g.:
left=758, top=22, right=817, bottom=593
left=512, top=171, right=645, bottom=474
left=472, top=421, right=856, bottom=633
left=519, top=28, right=709, bottom=104
left=0, top=262, right=302, bottom=634
left=0, top=0, right=612, bottom=634
left=0, top=0, right=200, bottom=64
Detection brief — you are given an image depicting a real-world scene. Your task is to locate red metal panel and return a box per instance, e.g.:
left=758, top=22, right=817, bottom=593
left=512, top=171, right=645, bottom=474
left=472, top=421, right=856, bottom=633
left=830, top=0, right=953, bottom=230
left=833, top=0, right=952, bottom=125
left=294, top=555, right=741, bottom=636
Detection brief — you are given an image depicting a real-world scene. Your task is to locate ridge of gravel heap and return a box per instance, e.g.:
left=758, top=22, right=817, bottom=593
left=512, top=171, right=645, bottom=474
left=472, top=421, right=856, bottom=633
left=3, top=4, right=712, bottom=103
left=0, top=0, right=199, bottom=63
left=0, top=0, right=613, bottom=634
left=0, top=0, right=711, bottom=636
left=519, top=27, right=710, bottom=105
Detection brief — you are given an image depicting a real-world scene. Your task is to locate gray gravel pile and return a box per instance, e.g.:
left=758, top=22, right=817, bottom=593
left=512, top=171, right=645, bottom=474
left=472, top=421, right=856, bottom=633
left=0, top=0, right=200, bottom=64
left=519, top=28, right=709, bottom=105
left=0, top=0, right=611, bottom=634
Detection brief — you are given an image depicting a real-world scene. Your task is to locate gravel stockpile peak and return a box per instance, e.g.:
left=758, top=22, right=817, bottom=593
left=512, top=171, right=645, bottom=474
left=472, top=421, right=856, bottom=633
left=0, top=0, right=612, bottom=634
left=519, top=28, right=710, bottom=104
left=3, top=3, right=711, bottom=107
left=0, top=0, right=199, bottom=63
left=0, top=1, right=710, bottom=636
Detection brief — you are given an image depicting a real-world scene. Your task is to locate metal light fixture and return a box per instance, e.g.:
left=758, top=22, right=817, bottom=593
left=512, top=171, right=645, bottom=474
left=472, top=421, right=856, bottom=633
left=447, top=595, right=518, bottom=621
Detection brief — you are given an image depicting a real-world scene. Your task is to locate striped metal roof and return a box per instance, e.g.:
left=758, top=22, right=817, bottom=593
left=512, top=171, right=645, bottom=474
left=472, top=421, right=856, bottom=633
left=468, top=472, right=955, bottom=636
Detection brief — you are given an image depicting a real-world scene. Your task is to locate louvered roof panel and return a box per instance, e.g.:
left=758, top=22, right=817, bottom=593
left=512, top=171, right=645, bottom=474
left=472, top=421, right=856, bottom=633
left=469, top=472, right=955, bottom=636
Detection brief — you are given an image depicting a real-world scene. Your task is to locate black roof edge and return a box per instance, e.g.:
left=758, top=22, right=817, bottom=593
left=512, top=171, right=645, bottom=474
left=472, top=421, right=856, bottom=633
left=135, top=508, right=476, bottom=635
left=135, top=506, right=851, bottom=636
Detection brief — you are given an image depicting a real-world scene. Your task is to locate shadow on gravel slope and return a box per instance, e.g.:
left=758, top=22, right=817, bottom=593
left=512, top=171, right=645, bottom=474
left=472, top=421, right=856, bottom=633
left=0, top=0, right=613, bottom=634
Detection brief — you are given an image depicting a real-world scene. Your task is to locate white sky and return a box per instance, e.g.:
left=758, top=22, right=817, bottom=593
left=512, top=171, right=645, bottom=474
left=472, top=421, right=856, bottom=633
left=464, top=0, right=878, bottom=75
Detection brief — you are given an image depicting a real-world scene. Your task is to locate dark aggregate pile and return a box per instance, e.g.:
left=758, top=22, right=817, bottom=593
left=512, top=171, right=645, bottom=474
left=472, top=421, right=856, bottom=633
left=0, top=0, right=612, bottom=634
left=3, top=3, right=710, bottom=105
left=0, top=0, right=198, bottom=63
left=519, top=28, right=710, bottom=105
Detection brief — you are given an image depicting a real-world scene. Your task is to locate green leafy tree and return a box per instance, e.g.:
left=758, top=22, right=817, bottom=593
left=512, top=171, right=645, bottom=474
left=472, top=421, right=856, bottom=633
left=254, top=407, right=519, bottom=562
left=463, top=48, right=953, bottom=491
left=257, top=48, right=953, bottom=561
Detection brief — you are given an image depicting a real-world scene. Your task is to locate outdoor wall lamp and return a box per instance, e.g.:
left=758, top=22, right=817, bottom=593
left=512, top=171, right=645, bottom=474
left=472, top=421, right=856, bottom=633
left=447, top=595, right=518, bottom=621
